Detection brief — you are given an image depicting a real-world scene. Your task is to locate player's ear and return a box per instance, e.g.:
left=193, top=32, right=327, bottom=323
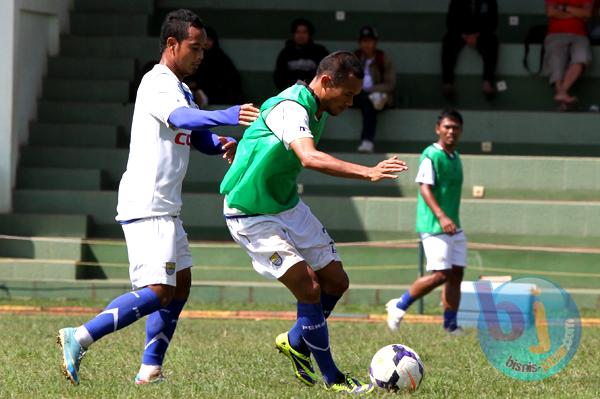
left=320, top=74, right=333, bottom=89
left=166, top=36, right=178, bottom=52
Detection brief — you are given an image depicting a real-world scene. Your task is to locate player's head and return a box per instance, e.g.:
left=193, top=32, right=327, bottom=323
left=291, top=18, right=315, bottom=46
left=159, top=9, right=206, bottom=78
left=436, top=109, right=463, bottom=149
left=313, top=51, right=364, bottom=116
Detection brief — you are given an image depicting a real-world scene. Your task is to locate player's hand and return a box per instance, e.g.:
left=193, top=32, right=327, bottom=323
left=439, top=215, right=457, bottom=235
left=219, top=136, right=237, bottom=164
left=368, top=155, right=408, bottom=182
left=238, top=103, right=260, bottom=126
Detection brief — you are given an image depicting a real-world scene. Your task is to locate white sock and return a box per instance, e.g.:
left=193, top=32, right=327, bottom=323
left=74, top=326, right=94, bottom=349
left=138, top=364, right=161, bottom=379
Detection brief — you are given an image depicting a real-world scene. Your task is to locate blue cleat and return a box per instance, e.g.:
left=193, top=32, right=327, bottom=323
left=57, top=327, right=86, bottom=385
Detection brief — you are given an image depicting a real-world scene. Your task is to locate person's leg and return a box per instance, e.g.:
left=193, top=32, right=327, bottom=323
left=386, top=234, right=452, bottom=330
left=441, top=31, right=465, bottom=97
left=442, top=266, right=464, bottom=331
left=544, top=35, right=575, bottom=104
left=287, top=261, right=348, bottom=355
left=354, top=92, right=377, bottom=150
left=58, top=284, right=171, bottom=385
left=138, top=219, right=193, bottom=383
left=279, top=261, right=344, bottom=386
left=476, top=32, right=499, bottom=97
left=137, top=268, right=191, bottom=383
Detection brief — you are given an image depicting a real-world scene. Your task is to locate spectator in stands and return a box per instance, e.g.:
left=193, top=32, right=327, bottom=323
left=274, top=18, right=329, bottom=91
left=184, top=26, right=243, bottom=107
left=441, top=0, right=499, bottom=100
left=353, top=26, right=396, bottom=153
left=544, top=0, right=593, bottom=110
left=589, top=0, right=600, bottom=41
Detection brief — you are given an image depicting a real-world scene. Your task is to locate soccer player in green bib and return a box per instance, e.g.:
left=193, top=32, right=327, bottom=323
left=386, top=109, right=466, bottom=335
left=220, top=51, right=407, bottom=394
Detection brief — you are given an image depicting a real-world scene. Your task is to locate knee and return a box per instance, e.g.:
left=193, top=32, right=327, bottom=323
left=298, top=280, right=321, bottom=304
left=151, top=285, right=175, bottom=308
left=432, top=271, right=450, bottom=286
left=327, top=272, right=349, bottom=297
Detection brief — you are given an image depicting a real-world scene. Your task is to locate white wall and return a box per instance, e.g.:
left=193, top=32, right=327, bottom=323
left=0, top=0, right=72, bottom=213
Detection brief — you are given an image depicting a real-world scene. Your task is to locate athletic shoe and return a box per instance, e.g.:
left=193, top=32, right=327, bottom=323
left=135, top=368, right=165, bottom=385
left=325, top=374, right=374, bottom=394
left=57, top=327, right=86, bottom=385
left=445, top=326, right=465, bottom=337
left=275, top=332, right=317, bottom=386
left=385, top=298, right=406, bottom=331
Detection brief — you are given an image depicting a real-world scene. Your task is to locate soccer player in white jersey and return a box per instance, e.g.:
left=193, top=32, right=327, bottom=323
left=56, top=9, right=259, bottom=385
left=220, top=52, right=408, bottom=394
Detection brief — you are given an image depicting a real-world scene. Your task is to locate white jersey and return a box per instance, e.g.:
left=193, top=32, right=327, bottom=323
left=116, top=64, right=198, bottom=221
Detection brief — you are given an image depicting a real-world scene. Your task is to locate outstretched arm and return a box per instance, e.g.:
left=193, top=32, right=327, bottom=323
left=168, top=103, right=259, bottom=130
left=290, top=137, right=408, bottom=181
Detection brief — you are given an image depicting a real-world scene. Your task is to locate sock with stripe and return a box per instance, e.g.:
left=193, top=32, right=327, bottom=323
left=288, top=292, right=342, bottom=355
left=396, top=291, right=415, bottom=311
left=141, top=298, right=187, bottom=366
left=75, top=287, right=161, bottom=348
left=297, top=302, right=343, bottom=385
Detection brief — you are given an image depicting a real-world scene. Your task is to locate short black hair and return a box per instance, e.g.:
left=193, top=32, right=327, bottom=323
left=291, top=18, right=315, bottom=36
left=159, top=9, right=205, bottom=53
left=437, top=109, right=463, bottom=126
left=315, top=51, right=364, bottom=85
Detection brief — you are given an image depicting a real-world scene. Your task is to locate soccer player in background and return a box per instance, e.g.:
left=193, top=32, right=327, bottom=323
left=221, top=52, right=408, bottom=394
left=386, top=109, right=466, bottom=335
left=56, top=9, right=259, bottom=385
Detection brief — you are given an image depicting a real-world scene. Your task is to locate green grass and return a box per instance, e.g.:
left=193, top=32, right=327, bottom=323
left=1, top=314, right=599, bottom=398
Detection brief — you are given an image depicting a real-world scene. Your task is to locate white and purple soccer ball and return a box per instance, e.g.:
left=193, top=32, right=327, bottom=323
left=369, top=344, right=425, bottom=392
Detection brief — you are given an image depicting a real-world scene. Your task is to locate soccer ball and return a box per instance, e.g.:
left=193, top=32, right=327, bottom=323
left=369, top=344, right=424, bottom=392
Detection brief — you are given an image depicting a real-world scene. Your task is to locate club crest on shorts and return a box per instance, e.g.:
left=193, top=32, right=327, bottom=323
left=269, top=252, right=283, bottom=267
left=165, top=262, right=176, bottom=275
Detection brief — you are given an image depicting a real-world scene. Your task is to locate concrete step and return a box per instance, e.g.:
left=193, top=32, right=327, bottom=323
left=150, top=8, right=546, bottom=43
left=47, top=57, right=135, bottom=80
left=156, top=0, right=544, bottom=14
left=11, top=190, right=600, bottom=241
left=28, top=123, right=121, bottom=148
left=70, top=13, right=149, bottom=36
left=0, top=213, right=89, bottom=237
left=73, top=0, right=154, bottom=13
left=0, top=258, right=78, bottom=280
left=17, top=168, right=105, bottom=191
left=43, top=79, right=131, bottom=102
left=37, top=101, right=133, bottom=126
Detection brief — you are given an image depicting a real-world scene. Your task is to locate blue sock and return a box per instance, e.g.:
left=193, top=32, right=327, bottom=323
left=289, top=292, right=342, bottom=355
left=444, top=309, right=458, bottom=330
left=83, top=287, right=161, bottom=342
left=142, top=298, right=187, bottom=366
left=320, top=292, right=342, bottom=318
left=396, top=291, right=415, bottom=311
left=297, top=302, right=343, bottom=385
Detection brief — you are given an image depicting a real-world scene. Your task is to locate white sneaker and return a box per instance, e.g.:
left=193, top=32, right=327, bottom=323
left=445, top=326, right=465, bottom=337
left=385, top=298, right=406, bottom=331
left=357, top=140, right=374, bottom=153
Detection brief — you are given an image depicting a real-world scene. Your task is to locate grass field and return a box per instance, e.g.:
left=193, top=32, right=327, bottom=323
left=1, top=313, right=599, bottom=399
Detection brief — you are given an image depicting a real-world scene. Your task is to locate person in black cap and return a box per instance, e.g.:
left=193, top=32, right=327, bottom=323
left=274, top=18, right=329, bottom=91
left=353, top=26, right=396, bottom=153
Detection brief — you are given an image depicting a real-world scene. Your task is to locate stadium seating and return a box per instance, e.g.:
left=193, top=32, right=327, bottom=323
left=1, top=0, right=599, bottom=303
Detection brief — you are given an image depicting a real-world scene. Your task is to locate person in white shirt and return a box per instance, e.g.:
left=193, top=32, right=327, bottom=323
left=57, top=9, right=259, bottom=386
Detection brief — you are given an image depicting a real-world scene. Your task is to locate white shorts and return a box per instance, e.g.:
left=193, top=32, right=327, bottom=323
left=121, top=216, right=193, bottom=289
left=224, top=200, right=340, bottom=280
left=420, top=230, right=467, bottom=271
